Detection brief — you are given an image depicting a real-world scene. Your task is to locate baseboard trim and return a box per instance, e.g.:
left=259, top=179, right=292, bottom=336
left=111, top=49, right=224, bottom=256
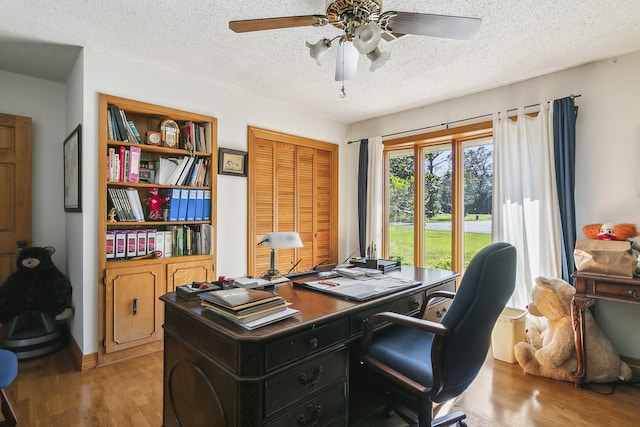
left=68, top=334, right=98, bottom=371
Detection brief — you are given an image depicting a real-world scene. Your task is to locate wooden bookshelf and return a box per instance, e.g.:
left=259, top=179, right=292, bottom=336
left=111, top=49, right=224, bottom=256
left=97, top=93, right=217, bottom=365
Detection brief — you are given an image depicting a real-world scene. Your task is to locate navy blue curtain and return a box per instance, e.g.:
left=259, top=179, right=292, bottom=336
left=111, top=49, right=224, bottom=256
left=358, top=139, right=369, bottom=257
left=553, top=97, right=578, bottom=283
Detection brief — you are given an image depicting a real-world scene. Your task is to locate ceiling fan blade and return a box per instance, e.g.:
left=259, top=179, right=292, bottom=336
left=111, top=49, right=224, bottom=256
left=386, top=12, right=481, bottom=40
left=229, top=15, right=327, bottom=33
left=335, top=41, right=359, bottom=81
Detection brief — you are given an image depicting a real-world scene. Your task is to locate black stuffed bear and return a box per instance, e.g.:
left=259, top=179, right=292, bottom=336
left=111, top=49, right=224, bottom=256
left=0, top=246, right=73, bottom=324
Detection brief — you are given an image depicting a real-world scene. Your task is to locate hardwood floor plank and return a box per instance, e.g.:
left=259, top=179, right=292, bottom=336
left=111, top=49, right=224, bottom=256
left=3, top=346, right=639, bottom=426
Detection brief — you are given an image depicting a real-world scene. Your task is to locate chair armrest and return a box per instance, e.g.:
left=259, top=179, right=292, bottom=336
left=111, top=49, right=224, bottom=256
left=360, top=311, right=450, bottom=363
left=360, top=311, right=451, bottom=397
left=424, top=290, right=455, bottom=306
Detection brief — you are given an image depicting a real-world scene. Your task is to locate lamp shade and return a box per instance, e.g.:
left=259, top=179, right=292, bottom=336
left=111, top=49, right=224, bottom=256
left=261, top=232, right=303, bottom=249
left=306, top=38, right=332, bottom=64
left=366, top=47, right=390, bottom=71
left=353, top=22, right=382, bottom=54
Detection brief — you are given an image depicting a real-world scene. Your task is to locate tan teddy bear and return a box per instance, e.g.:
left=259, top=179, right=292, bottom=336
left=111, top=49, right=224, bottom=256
left=514, top=276, right=632, bottom=383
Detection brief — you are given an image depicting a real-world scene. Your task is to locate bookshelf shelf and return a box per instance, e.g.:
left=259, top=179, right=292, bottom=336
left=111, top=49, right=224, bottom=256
left=98, top=93, right=217, bottom=366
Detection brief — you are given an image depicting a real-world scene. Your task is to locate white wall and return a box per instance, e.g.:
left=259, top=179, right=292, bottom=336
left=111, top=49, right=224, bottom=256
left=0, top=70, right=67, bottom=270
left=346, top=50, right=640, bottom=358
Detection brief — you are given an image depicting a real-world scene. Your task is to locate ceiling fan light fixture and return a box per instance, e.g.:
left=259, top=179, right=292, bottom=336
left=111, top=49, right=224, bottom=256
left=366, top=47, right=390, bottom=71
left=353, top=22, right=382, bottom=54
left=306, top=38, right=333, bottom=64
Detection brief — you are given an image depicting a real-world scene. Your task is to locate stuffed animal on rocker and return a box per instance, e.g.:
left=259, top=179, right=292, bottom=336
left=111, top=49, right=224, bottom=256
left=513, top=276, right=632, bottom=383
left=0, top=245, right=73, bottom=324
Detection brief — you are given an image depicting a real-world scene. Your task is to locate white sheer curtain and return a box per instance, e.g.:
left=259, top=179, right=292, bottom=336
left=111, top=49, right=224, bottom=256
left=365, top=136, right=384, bottom=256
left=492, top=106, right=562, bottom=309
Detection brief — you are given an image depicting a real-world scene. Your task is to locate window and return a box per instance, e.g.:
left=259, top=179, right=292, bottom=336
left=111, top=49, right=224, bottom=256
left=384, top=122, right=493, bottom=274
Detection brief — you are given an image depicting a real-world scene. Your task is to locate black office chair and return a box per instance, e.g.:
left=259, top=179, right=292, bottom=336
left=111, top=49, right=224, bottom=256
left=360, top=242, right=517, bottom=427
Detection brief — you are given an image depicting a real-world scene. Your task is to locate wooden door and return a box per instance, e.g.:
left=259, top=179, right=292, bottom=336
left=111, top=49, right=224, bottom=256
left=104, top=264, right=164, bottom=353
left=0, top=113, right=32, bottom=283
left=166, top=259, right=215, bottom=293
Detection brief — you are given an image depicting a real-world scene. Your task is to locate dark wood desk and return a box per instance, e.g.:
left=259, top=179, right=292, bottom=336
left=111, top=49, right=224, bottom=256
left=571, top=272, right=640, bottom=386
left=160, top=267, right=458, bottom=427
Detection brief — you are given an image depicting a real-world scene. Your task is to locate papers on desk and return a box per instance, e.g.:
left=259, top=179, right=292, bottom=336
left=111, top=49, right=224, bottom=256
left=299, top=275, right=420, bottom=301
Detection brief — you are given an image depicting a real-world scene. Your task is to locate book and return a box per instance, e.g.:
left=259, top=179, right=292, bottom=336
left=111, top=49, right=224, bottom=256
left=126, top=229, right=137, bottom=258
left=147, top=229, right=157, bottom=253
left=201, top=299, right=290, bottom=324
left=180, top=121, right=196, bottom=151
left=199, top=288, right=282, bottom=312
left=233, top=307, right=299, bottom=330
left=125, top=187, right=145, bottom=222
left=155, top=230, right=165, bottom=257
left=106, top=231, right=115, bottom=259
left=127, top=146, right=141, bottom=183
left=164, top=229, right=174, bottom=258
left=136, top=229, right=147, bottom=256
left=127, top=120, right=143, bottom=144
left=115, top=230, right=126, bottom=258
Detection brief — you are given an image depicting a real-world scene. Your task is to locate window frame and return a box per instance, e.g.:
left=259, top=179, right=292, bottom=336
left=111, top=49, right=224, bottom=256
left=383, top=121, right=493, bottom=274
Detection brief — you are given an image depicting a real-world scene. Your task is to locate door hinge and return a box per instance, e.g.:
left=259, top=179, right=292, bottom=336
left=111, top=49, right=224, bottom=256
left=102, top=276, right=106, bottom=285
left=102, top=339, right=106, bottom=348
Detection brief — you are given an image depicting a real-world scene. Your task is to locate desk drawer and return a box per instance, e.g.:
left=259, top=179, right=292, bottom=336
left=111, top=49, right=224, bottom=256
left=591, top=280, right=640, bottom=302
left=265, top=347, right=347, bottom=417
left=350, top=293, right=423, bottom=337
left=264, top=381, right=347, bottom=427
left=266, top=318, right=347, bottom=371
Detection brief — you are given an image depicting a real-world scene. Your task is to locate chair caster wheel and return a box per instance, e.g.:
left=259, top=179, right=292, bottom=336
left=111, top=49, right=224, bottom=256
left=457, top=421, right=467, bottom=427
left=382, top=406, right=395, bottom=418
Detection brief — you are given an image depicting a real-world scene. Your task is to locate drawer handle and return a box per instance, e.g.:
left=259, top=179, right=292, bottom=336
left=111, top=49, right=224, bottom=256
left=297, top=405, right=322, bottom=427
left=309, top=338, right=319, bottom=349
left=629, top=289, right=639, bottom=300
left=298, top=365, right=323, bottom=388
left=437, top=307, right=447, bottom=318
left=412, top=299, right=420, bottom=306
left=133, top=298, right=138, bottom=315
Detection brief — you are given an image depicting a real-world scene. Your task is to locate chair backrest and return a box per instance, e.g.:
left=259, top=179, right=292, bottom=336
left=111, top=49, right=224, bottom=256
left=435, top=242, right=516, bottom=402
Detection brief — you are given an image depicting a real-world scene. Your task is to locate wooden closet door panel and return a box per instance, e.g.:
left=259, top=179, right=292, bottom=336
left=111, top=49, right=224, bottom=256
left=315, top=149, right=334, bottom=264
left=296, top=147, right=315, bottom=271
left=254, top=139, right=276, bottom=272
left=275, top=143, right=296, bottom=272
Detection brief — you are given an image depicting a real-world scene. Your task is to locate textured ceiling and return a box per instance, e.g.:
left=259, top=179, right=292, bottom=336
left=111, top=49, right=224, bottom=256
left=2, top=1, right=640, bottom=124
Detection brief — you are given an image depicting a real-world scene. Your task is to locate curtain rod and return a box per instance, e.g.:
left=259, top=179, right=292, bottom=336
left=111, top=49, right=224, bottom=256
left=347, top=93, right=581, bottom=144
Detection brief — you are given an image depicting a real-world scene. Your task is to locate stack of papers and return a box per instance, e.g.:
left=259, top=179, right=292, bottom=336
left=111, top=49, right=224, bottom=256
left=335, top=266, right=383, bottom=279
left=200, top=288, right=298, bottom=329
left=299, top=275, right=420, bottom=301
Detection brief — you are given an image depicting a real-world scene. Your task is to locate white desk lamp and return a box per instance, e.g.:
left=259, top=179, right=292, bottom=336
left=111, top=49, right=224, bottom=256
left=258, top=232, right=303, bottom=280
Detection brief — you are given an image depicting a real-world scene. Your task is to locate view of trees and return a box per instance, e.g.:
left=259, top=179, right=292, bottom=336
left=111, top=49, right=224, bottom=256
left=388, top=144, right=493, bottom=223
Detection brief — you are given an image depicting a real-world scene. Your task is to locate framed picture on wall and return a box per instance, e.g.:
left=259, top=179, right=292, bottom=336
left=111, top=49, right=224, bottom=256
left=63, top=124, right=82, bottom=212
left=218, top=147, right=247, bottom=177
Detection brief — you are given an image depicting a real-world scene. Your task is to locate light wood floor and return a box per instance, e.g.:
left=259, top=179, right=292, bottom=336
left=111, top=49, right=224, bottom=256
left=2, top=346, right=639, bottom=426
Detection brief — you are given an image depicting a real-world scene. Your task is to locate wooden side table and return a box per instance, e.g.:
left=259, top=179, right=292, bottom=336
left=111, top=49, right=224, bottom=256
left=571, top=272, right=640, bottom=386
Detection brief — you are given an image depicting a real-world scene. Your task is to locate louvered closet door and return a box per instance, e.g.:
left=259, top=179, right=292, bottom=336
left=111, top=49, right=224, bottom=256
left=248, top=128, right=338, bottom=278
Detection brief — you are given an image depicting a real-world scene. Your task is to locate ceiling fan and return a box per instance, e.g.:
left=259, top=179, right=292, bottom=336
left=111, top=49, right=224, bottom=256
left=229, top=0, right=481, bottom=82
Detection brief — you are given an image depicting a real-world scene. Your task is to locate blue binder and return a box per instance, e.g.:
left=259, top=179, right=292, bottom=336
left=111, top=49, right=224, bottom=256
left=186, top=189, right=197, bottom=221
left=177, top=189, right=189, bottom=222
left=167, top=188, right=181, bottom=222
left=195, top=189, right=205, bottom=221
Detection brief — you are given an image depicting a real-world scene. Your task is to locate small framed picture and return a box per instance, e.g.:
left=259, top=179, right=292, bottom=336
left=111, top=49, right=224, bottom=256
left=218, top=148, right=247, bottom=177
left=63, top=124, right=82, bottom=212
